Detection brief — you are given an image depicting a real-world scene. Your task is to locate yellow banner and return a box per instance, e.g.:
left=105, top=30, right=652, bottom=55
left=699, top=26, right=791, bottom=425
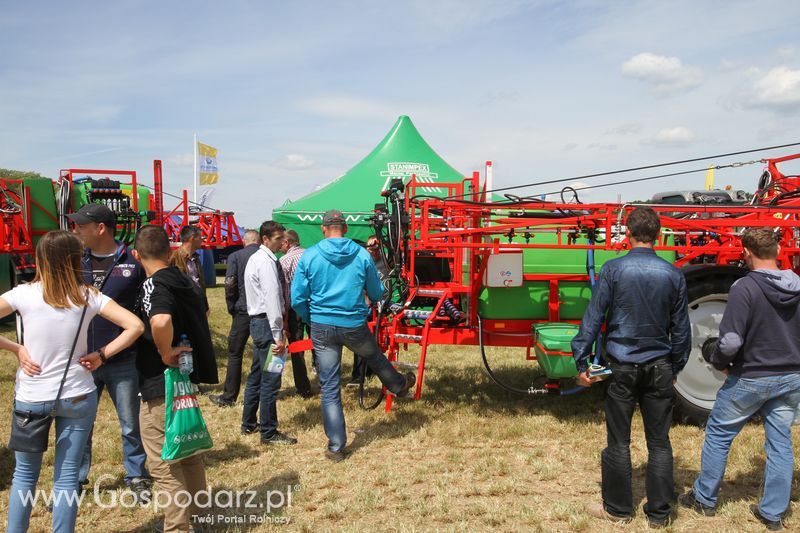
left=198, top=142, right=219, bottom=185
left=704, top=165, right=714, bottom=191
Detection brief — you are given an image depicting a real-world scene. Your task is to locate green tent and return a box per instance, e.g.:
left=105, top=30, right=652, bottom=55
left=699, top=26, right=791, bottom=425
left=273, top=115, right=468, bottom=248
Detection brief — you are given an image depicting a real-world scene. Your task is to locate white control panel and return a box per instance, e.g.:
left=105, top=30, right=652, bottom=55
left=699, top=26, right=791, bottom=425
left=483, top=251, right=523, bottom=287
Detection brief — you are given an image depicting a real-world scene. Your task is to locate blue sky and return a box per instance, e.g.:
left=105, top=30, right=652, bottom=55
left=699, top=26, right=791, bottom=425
left=2, top=0, right=800, bottom=226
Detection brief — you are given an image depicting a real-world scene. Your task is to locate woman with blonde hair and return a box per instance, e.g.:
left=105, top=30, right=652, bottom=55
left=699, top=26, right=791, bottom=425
left=3, top=230, right=144, bottom=533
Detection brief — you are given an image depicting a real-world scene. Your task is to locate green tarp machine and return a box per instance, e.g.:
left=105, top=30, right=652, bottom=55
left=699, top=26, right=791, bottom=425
left=272, top=115, right=467, bottom=247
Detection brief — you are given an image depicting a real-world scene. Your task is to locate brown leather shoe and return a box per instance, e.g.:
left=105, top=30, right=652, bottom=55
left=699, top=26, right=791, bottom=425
left=586, top=503, right=633, bottom=523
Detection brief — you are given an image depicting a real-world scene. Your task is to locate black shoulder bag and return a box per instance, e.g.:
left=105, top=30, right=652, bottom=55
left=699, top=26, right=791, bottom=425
left=8, top=301, right=90, bottom=453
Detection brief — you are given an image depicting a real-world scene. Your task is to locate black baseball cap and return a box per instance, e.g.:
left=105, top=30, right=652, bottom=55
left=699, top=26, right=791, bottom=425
left=66, top=203, right=116, bottom=226
left=322, top=209, right=346, bottom=226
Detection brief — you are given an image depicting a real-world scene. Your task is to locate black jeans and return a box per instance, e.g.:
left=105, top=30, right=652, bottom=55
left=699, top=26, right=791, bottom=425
left=220, top=312, right=250, bottom=402
left=602, top=357, right=674, bottom=521
left=287, top=309, right=313, bottom=395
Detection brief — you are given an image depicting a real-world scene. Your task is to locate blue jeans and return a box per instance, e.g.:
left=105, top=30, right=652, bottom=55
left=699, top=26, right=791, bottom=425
left=79, top=356, right=149, bottom=484
left=693, top=373, right=800, bottom=521
left=310, top=321, right=406, bottom=452
left=7, top=393, right=98, bottom=533
left=241, top=317, right=282, bottom=438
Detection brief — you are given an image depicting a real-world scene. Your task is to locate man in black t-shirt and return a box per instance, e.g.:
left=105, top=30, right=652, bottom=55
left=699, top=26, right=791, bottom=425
left=131, top=225, right=218, bottom=533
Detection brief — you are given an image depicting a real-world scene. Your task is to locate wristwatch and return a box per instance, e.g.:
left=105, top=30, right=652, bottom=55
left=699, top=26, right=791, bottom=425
left=97, top=348, right=108, bottom=364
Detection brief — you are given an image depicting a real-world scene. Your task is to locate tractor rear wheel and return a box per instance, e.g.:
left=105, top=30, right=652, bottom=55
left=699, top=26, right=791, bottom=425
left=673, top=269, right=745, bottom=426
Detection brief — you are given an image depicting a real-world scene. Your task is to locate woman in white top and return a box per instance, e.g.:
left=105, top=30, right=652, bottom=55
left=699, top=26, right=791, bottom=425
left=3, top=230, right=144, bottom=533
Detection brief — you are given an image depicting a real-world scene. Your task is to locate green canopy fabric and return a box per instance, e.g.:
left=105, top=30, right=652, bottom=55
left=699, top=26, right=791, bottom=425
left=273, top=115, right=467, bottom=248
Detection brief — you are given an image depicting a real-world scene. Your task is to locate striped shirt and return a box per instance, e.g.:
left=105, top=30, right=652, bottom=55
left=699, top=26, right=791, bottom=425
left=280, top=245, right=305, bottom=286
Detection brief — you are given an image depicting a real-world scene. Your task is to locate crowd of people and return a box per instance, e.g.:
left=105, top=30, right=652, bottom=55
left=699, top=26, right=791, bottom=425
left=2, top=205, right=413, bottom=532
left=2, top=204, right=799, bottom=531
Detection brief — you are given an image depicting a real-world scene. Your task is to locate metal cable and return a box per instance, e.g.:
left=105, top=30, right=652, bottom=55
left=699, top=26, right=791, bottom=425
left=443, top=141, right=800, bottom=200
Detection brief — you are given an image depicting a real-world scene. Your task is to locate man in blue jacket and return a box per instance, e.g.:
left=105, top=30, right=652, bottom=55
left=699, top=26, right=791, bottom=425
left=68, top=203, right=151, bottom=494
left=571, top=206, right=690, bottom=527
left=680, top=227, right=800, bottom=531
left=291, top=210, right=415, bottom=462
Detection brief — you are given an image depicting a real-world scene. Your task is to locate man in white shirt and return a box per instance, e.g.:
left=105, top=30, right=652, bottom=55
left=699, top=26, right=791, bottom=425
left=241, top=220, right=297, bottom=445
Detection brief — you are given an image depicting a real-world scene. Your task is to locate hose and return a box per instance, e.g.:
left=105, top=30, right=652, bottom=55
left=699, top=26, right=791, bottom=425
left=477, top=314, right=585, bottom=396
left=58, top=178, right=71, bottom=230
left=585, top=233, right=603, bottom=367
left=357, top=305, right=386, bottom=410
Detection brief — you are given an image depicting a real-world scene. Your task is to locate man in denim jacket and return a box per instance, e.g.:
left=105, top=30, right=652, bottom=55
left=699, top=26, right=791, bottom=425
left=572, top=206, right=691, bottom=527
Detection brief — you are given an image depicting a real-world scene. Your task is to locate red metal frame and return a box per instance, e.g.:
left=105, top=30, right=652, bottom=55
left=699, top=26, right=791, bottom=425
left=60, top=162, right=243, bottom=249
left=0, top=179, right=35, bottom=255
left=0, top=160, right=244, bottom=283
left=377, top=152, right=800, bottom=410
left=153, top=160, right=242, bottom=249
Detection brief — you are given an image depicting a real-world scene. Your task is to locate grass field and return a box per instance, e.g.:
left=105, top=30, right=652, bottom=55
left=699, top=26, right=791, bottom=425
left=0, top=283, right=798, bottom=532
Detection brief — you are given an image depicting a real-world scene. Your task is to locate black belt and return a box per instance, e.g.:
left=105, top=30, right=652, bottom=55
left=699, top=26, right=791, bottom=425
left=251, top=313, right=267, bottom=319
left=607, top=355, right=670, bottom=367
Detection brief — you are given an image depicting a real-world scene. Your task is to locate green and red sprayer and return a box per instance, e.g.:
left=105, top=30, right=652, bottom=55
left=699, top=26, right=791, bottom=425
left=0, top=160, right=242, bottom=293
left=286, top=151, right=800, bottom=424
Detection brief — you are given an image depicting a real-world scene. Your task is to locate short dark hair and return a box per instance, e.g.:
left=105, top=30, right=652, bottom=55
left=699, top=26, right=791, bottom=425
left=741, top=227, right=779, bottom=259
left=179, top=225, right=201, bottom=243
left=285, top=229, right=299, bottom=245
left=259, top=221, right=286, bottom=240
left=626, top=207, right=661, bottom=243
left=135, top=225, right=171, bottom=260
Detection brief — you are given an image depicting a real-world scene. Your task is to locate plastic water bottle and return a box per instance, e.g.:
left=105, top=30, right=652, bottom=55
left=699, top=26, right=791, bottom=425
left=178, top=334, right=194, bottom=375
left=265, top=345, right=287, bottom=374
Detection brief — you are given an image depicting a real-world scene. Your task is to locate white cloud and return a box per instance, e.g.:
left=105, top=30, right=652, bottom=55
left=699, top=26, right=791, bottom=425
left=646, top=126, right=695, bottom=147
left=478, top=90, right=521, bottom=105
left=405, top=0, right=541, bottom=38
left=83, top=104, right=123, bottom=124
left=300, top=96, right=398, bottom=120
left=272, top=154, right=315, bottom=170
left=550, top=181, right=603, bottom=203
left=605, top=123, right=642, bottom=136
left=621, top=52, right=703, bottom=95
left=167, top=153, right=194, bottom=167
left=587, top=142, right=618, bottom=151
left=756, top=123, right=794, bottom=142
left=749, top=66, right=800, bottom=110
left=777, top=45, right=799, bottom=60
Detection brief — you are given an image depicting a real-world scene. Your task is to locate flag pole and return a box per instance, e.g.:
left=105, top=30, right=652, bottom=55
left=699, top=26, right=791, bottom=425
left=193, top=133, right=198, bottom=204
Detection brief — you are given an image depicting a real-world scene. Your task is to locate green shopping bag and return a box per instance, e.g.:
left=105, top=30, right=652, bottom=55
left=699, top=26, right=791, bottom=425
left=162, top=368, right=213, bottom=461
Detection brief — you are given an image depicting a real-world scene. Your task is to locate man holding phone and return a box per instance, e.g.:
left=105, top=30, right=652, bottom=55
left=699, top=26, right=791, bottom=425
left=571, top=207, right=691, bottom=528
